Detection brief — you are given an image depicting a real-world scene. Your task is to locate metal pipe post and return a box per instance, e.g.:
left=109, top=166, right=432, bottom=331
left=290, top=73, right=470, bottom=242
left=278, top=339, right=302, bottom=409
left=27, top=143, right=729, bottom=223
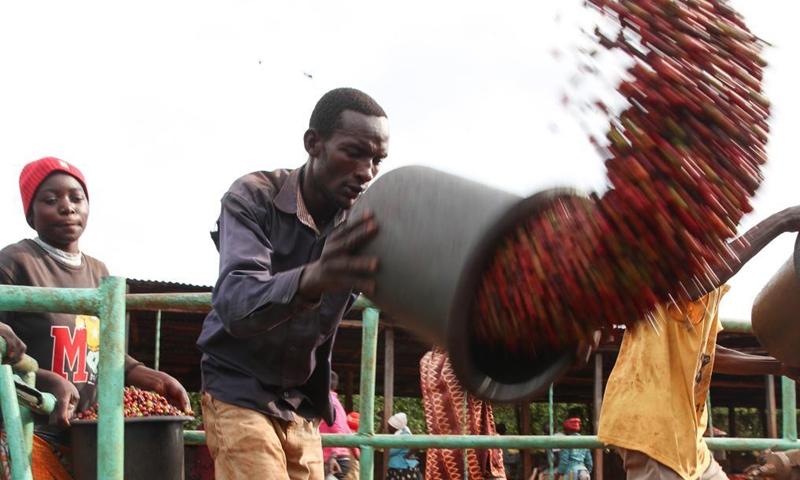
left=358, top=307, right=380, bottom=480
left=548, top=383, right=555, bottom=473
left=125, top=292, right=212, bottom=313
left=383, top=327, right=395, bottom=478
left=360, top=446, right=375, bottom=480
left=0, top=365, right=33, bottom=480
left=0, top=284, right=100, bottom=315
left=154, top=310, right=162, bottom=371
left=322, top=433, right=800, bottom=451
left=96, top=277, right=127, bottom=480
left=593, top=352, right=604, bottom=480
left=782, top=376, right=797, bottom=442
left=767, top=375, right=777, bottom=438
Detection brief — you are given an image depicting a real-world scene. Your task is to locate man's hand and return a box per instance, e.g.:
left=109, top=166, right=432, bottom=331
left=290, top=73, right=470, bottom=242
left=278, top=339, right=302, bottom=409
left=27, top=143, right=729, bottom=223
left=127, top=365, right=192, bottom=414
left=299, top=210, right=380, bottom=299
left=36, top=369, right=80, bottom=429
left=0, top=322, right=26, bottom=364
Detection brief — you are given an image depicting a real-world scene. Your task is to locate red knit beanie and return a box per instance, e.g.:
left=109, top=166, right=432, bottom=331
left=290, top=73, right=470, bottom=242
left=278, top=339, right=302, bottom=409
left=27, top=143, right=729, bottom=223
left=347, top=412, right=360, bottom=431
left=563, top=417, right=581, bottom=433
left=19, top=157, right=88, bottom=222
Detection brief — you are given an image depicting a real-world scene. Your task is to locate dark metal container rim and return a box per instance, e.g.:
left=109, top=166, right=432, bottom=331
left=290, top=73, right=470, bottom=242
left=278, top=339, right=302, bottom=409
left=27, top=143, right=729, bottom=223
left=446, top=186, right=591, bottom=403
left=71, top=415, right=194, bottom=425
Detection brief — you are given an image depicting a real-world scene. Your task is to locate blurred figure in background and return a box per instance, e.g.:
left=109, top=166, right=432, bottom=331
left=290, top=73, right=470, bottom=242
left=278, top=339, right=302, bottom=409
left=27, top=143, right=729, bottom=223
left=599, top=206, right=800, bottom=480
left=496, top=423, right=521, bottom=480
left=556, top=417, right=592, bottom=480
left=343, top=412, right=361, bottom=480
left=321, top=371, right=353, bottom=479
left=420, top=347, right=505, bottom=480
left=387, top=413, right=423, bottom=480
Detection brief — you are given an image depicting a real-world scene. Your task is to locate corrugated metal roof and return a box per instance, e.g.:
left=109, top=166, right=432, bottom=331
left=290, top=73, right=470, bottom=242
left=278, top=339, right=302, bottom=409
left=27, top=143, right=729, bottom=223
left=126, top=278, right=212, bottom=293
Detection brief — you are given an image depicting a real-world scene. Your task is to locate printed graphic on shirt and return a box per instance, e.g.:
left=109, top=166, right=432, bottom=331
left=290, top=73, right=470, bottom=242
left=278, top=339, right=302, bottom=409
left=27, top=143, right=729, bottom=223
left=50, top=315, right=100, bottom=385
left=695, top=354, right=713, bottom=415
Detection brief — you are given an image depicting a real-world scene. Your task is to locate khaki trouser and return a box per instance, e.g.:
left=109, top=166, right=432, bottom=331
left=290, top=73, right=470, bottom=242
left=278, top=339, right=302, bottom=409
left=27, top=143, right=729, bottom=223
left=619, top=448, right=728, bottom=480
left=343, top=458, right=359, bottom=480
left=202, top=392, right=324, bottom=480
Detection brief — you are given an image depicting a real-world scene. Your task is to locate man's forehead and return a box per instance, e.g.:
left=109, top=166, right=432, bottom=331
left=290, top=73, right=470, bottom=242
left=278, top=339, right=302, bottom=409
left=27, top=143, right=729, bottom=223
left=335, top=110, right=388, bottom=135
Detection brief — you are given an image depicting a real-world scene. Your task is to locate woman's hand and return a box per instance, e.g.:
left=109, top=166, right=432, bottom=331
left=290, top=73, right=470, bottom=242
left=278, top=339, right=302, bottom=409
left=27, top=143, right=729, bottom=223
left=36, top=369, right=80, bottom=429
left=126, top=364, right=192, bottom=413
left=0, top=322, right=26, bottom=364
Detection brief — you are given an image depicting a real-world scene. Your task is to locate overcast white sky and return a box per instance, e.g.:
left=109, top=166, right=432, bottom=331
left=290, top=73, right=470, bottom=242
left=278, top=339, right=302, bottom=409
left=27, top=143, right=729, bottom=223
left=1, top=1, right=797, bottom=321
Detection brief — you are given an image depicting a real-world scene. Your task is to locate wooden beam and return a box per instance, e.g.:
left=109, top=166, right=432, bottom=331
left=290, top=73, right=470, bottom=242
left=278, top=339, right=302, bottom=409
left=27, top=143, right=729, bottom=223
left=522, top=403, right=532, bottom=480
left=383, top=327, right=395, bottom=479
left=329, top=363, right=423, bottom=376
left=345, top=370, right=354, bottom=413
left=594, top=352, right=604, bottom=480
left=766, top=375, right=778, bottom=438
left=337, top=319, right=401, bottom=329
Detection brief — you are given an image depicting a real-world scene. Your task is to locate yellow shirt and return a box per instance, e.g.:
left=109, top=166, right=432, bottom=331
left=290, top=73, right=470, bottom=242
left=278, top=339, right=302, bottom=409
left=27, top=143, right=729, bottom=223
left=597, top=286, right=729, bottom=480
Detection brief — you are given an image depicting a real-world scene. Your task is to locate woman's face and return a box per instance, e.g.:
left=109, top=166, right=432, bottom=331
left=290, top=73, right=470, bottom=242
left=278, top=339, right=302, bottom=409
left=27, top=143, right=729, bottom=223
left=30, top=173, right=89, bottom=253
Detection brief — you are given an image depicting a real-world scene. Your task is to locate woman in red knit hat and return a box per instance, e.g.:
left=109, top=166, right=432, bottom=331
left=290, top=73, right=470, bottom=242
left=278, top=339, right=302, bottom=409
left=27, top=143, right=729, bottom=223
left=0, top=157, right=190, bottom=480
left=556, top=417, right=593, bottom=480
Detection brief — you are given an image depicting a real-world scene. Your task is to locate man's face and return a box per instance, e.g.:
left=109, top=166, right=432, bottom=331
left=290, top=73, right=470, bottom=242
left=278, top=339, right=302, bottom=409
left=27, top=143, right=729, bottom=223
left=30, top=172, right=89, bottom=253
left=311, top=110, right=390, bottom=210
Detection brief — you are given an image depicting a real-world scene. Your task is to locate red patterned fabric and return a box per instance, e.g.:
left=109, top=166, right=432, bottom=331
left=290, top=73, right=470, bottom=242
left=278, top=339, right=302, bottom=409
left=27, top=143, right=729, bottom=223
left=420, top=348, right=505, bottom=480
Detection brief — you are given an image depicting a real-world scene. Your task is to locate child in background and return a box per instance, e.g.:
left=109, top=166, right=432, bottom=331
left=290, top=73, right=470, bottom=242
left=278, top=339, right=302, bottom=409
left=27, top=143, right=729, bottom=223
left=556, top=418, right=592, bottom=480
left=0, top=157, right=190, bottom=479
left=322, top=371, right=354, bottom=479
left=343, top=412, right=361, bottom=480
left=387, top=412, right=422, bottom=480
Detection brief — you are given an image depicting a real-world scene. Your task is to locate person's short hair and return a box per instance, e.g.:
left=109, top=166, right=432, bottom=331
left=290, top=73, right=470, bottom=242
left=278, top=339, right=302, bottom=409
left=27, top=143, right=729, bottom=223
left=309, top=88, right=387, bottom=139
left=330, top=371, right=339, bottom=391
left=496, top=423, right=507, bottom=435
left=567, top=407, right=585, bottom=419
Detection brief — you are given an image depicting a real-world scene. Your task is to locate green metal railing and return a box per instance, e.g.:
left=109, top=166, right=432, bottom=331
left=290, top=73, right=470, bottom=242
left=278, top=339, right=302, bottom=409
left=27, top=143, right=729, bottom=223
left=1, top=279, right=798, bottom=480
left=0, top=278, right=127, bottom=480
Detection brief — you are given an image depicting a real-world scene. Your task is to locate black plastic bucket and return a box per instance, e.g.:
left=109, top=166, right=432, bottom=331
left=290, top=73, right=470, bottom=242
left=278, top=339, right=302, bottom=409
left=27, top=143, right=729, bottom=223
left=351, top=166, right=585, bottom=402
left=71, top=416, right=192, bottom=480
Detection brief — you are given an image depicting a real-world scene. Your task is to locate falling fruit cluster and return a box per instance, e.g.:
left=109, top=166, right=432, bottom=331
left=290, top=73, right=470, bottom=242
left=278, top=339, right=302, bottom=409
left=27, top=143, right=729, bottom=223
left=471, top=0, right=770, bottom=358
left=76, top=386, right=192, bottom=420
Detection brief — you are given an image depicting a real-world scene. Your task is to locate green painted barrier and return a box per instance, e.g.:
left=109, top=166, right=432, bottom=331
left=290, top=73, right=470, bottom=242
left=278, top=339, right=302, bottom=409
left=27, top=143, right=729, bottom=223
left=0, top=278, right=127, bottom=480
left=2, top=283, right=798, bottom=480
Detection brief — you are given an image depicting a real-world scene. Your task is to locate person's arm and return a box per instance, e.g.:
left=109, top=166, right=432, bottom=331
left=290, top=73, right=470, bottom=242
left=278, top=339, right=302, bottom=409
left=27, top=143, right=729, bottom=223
left=124, top=355, right=191, bottom=412
left=404, top=448, right=420, bottom=459
left=685, top=206, right=800, bottom=300
left=713, top=345, right=800, bottom=380
left=0, top=322, right=26, bottom=364
left=585, top=448, right=593, bottom=473
left=212, top=191, right=318, bottom=337
left=0, top=269, right=27, bottom=364
left=212, top=192, right=378, bottom=338
left=557, top=448, right=569, bottom=474
left=35, top=368, right=79, bottom=428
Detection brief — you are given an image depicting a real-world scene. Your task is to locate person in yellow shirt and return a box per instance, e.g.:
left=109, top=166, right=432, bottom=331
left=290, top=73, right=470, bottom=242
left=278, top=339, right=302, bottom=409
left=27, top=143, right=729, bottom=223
left=598, top=206, right=800, bottom=480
